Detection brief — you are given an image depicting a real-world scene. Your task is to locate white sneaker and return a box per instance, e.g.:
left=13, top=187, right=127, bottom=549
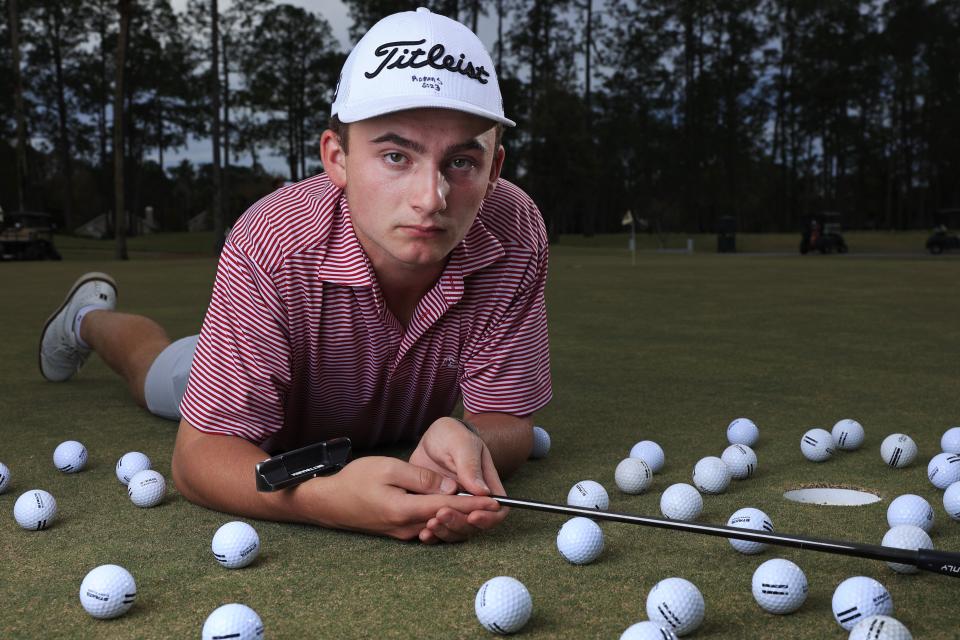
left=39, top=272, right=118, bottom=382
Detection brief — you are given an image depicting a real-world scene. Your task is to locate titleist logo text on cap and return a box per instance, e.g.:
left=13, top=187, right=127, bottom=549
left=365, top=39, right=490, bottom=84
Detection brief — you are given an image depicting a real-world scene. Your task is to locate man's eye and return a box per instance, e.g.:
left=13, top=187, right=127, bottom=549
left=450, top=158, right=475, bottom=170
left=384, top=152, right=405, bottom=164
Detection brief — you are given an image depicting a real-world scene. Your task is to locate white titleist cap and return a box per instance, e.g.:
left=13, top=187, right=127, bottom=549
left=331, top=7, right=514, bottom=127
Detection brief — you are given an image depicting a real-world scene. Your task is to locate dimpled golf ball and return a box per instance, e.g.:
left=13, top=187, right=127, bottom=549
left=660, top=483, right=702, bottom=522
left=692, top=456, right=731, bottom=494
left=831, top=576, right=894, bottom=631
left=848, top=615, right=913, bottom=640
left=79, top=564, right=137, bottom=619
left=630, top=440, right=665, bottom=473
left=202, top=603, right=264, bottom=640
left=115, top=451, right=151, bottom=485
left=567, top=480, right=609, bottom=510
left=620, top=621, right=679, bottom=640
left=615, top=457, right=653, bottom=494
left=212, top=521, right=261, bottom=569
left=0, top=462, right=10, bottom=494
left=881, top=525, right=933, bottom=574
left=13, top=489, right=57, bottom=530
left=645, top=577, right=705, bottom=637
left=530, top=425, right=551, bottom=459
left=880, top=434, right=917, bottom=469
left=751, top=558, right=808, bottom=614
left=944, top=482, right=960, bottom=521
left=801, top=428, right=835, bottom=462
left=721, top=444, right=757, bottom=480
left=927, top=452, right=960, bottom=490
left=727, top=507, right=773, bottom=555
left=127, top=469, right=166, bottom=508
left=833, top=419, right=865, bottom=451
left=556, top=517, right=604, bottom=565
left=887, top=494, right=934, bottom=532
left=53, top=440, right=88, bottom=473
left=475, top=576, right=532, bottom=635
left=941, top=427, right=960, bottom=454
left=727, top=418, right=759, bottom=446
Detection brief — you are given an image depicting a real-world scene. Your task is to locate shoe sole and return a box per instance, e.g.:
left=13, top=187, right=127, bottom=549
left=38, top=272, right=118, bottom=381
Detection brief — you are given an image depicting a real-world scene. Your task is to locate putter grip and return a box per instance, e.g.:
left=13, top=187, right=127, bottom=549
left=916, top=547, right=960, bottom=577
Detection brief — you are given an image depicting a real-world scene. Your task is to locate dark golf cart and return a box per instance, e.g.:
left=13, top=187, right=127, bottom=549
left=926, top=209, right=960, bottom=255
left=800, top=211, right=848, bottom=255
left=0, top=210, right=62, bottom=261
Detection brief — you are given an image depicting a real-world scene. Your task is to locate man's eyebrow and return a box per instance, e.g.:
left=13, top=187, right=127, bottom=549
left=369, top=133, right=488, bottom=156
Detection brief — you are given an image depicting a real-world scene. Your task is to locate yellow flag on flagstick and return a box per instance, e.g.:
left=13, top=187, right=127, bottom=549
left=621, top=210, right=634, bottom=226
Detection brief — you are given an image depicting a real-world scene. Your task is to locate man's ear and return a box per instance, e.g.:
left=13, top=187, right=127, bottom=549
left=321, top=129, right=347, bottom=188
left=485, top=145, right=505, bottom=198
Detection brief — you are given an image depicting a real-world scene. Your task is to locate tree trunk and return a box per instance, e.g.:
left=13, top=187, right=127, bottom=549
left=9, top=0, right=28, bottom=212
left=114, top=0, right=131, bottom=260
left=221, top=32, right=230, bottom=228
left=51, top=7, right=75, bottom=231
left=211, top=0, right=224, bottom=247
left=98, top=3, right=109, bottom=168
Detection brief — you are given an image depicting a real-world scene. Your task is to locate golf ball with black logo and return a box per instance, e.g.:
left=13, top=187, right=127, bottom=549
left=726, top=507, right=773, bottom=555
left=0, top=462, right=10, bottom=494
left=127, top=469, right=166, bottom=508
left=881, top=525, right=933, bottom=574
left=53, top=440, right=87, bottom=473
left=800, top=428, right=834, bottom=462
left=751, top=558, right=808, bottom=614
left=727, top=418, right=759, bottom=446
left=944, top=482, right=960, bottom=521
left=530, top=425, right=551, bottom=459
left=615, top=457, right=653, bottom=494
left=927, top=452, right=960, bottom=490
left=886, top=494, right=934, bottom=532
left=692, top=456, right=731, bottom=494
left=620, top=621, right=679, bottom=640
left=202, top=603, right=264, bottom=640
left=660, top=483, right=702, bottom=522
left=212, top=521, right=261, bottom=569
left=645, top=577, right=705, bottom=637
left=475, top=576, right=532, bottom=635
left=13, top=489, right=57, bottom=530
left=848, top=615, right=913, bottom=640
left=79, top=564, right=137, bottom=619
left=115, top=451, right=151, bottom=485
left=630, top=440, right=665, bottom=473
left=721, top=444, right=757, bottom=480
left=880, top=434, right=917, bottom=469
left=832, top=419, right=865, bottom=451
left=556, top=516, right=604, bottom=565
left=941, top=427, right=960, bottom=454
left=567, top=480, right=609, bottom=510
left=831, top=576, right=893, bottom=631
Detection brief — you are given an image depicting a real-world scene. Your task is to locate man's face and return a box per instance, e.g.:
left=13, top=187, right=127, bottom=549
left=322, top=108, right=504, bottom=276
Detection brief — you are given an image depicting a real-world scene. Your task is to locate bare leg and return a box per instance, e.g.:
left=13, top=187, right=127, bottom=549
left=80, top=310, right=172, bottom=409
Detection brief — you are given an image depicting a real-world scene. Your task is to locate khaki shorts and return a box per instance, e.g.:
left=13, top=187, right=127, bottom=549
left=143, top=335, right=199, bottom=421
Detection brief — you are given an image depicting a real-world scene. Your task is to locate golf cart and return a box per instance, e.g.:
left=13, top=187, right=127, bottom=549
left=800, top=211, right=847, bottom=255
left=0, top=210, right=62, bottom=261
left=926, top=209, right=960, bottom=255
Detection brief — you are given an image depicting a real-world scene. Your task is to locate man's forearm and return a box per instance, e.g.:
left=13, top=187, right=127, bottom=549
left=462, top=411, right=534, bottom=479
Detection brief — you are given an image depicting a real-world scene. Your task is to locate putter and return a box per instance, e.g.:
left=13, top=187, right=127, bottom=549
left=255, top=437, right=352, bottom=491
left=461, top=493, right=960, bottom=579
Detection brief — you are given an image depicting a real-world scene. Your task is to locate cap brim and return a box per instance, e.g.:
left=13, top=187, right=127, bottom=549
left=336, top=96, right=515, bottom=128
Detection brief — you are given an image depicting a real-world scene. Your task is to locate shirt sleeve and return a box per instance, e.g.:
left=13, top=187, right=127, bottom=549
left=179, top=235, right=291, bottom=444
left=459, top=243, right=552, bottom=416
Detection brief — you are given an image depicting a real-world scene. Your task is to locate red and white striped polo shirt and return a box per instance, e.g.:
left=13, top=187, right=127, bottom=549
left=179, top=173, right=552, bottom=452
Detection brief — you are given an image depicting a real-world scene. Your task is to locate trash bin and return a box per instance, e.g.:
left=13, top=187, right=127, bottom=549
left=717, top=215, right=736, bottom=253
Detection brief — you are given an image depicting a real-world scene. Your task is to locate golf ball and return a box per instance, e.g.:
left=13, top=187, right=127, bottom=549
left=79, top=564, right=137, bottom=619
left=53, top=440, right=88, bottom=473
left=941, top=426, right=960, bottom=454
left=567, top=480, right=609, bottom=510
left=530, top=425, right=551, bottom=459
left=726, top=507, right=773, bottom=555
left=833, top=419, right=865, bottom=451
left=943, top=481, right=960, bottom=521
left=800, top=428, right=834, bottom=462
left=615, top=457, right=653, bottom=494
left=116, top=451, right=151, bottom=485
left=751, top=558, right=808, bottom=614
left=645, top=577, right=705, bottom=637
left=13, top=489, right=57, bottom=530
left=831, top=576, right=894, bottom=631
left=475, top=576, right=532, bottom=635
left=212, top=521, right=261, bottom=569
left=880, top=434, right=917, bottom=469
left=848, top=615, right=913, bottom=640
left=660, top=483, right=702, bottom=522
left=881, top=525, right=933, bottom=574
left=556, top=517, right=604, bottom=565
left=0, top=462, right=10, bottom=494
left=620, top=621, right=679, bottom=640
left=692, top=456, right=731, bottom=494
left=727, top=417, right=759, bottom=446
left=127, top=469, right=166, bottom=508
left=202, top=603, right=264, bottom=640
left=630, top=440, right=665, bottom=473
left=927, top=452, right=960, bottom=490
left=886, top=494, right=934, bottom=532
left=721, top=444, right=757, bottom=480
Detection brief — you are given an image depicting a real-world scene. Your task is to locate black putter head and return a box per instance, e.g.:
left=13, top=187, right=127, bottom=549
left=255, top=437, right=352, bottom=491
